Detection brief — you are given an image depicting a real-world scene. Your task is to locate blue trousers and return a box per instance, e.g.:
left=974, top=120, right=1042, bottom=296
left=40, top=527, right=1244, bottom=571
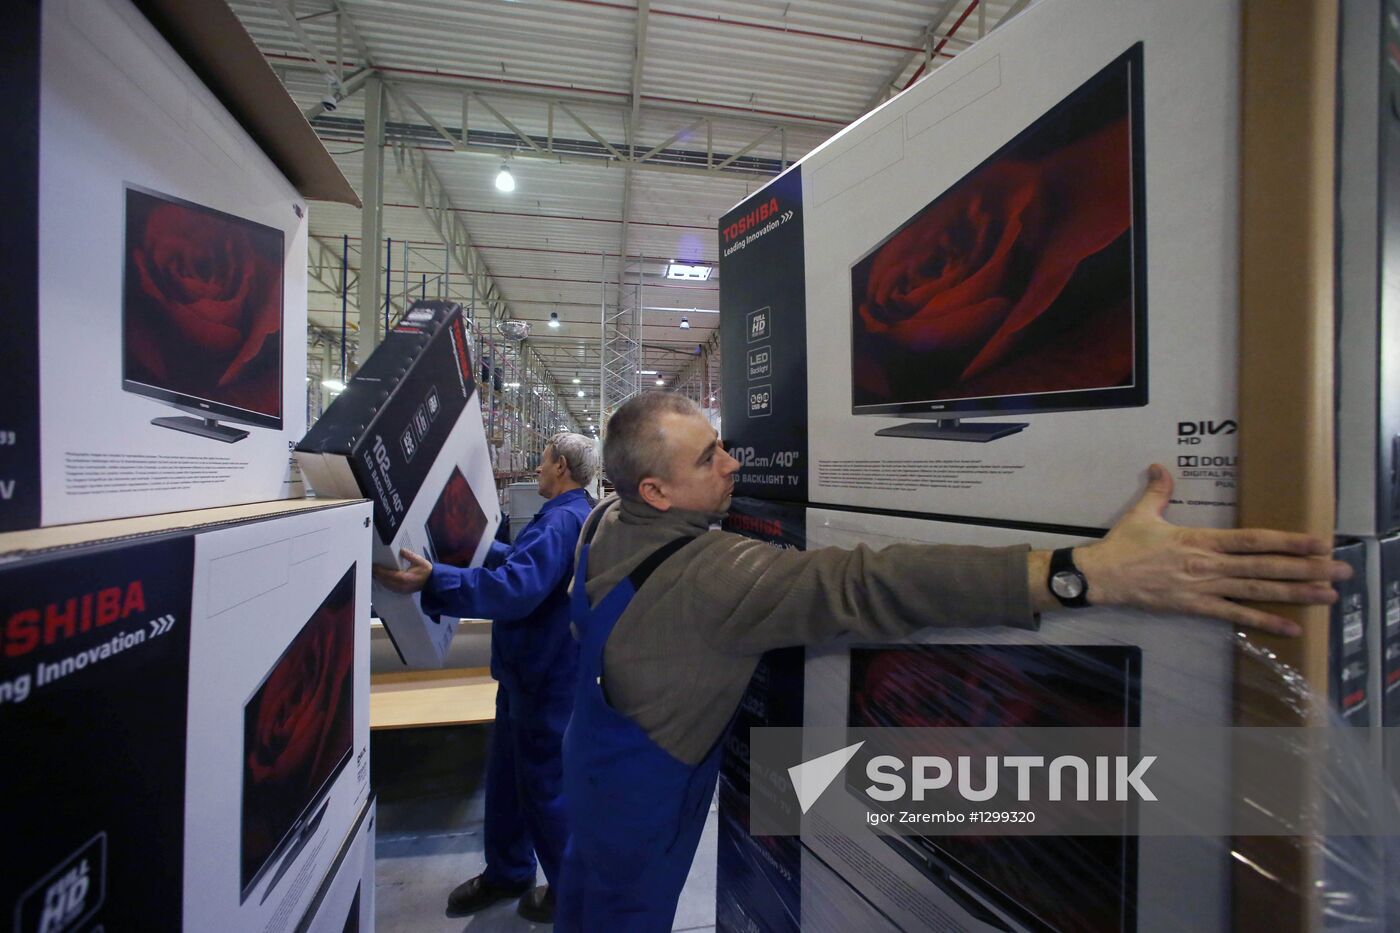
left=481, top=678, right=573, bottom=888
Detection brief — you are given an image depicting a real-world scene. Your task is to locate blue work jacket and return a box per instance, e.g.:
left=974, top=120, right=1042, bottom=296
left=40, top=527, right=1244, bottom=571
left=421, top=487, right=593, bottom=692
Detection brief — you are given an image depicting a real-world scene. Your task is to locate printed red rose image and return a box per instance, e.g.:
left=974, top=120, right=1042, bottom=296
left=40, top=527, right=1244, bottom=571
left=241, top=566, right=356, bottom=893
left=124, top=188, right=284, bottom=418
left=852, top=49, right=1140, bottom=408
left=426, top=466, right=489, bottom=567
left=849, top=644, right=1135, bottom=730
left=847, top=645, right=1140, bottom=933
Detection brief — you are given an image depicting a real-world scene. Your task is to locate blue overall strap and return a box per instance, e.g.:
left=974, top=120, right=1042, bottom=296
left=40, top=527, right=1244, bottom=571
left=626, top=536, right=694, bottom=589
left=558, top=533, right=712, bottom=933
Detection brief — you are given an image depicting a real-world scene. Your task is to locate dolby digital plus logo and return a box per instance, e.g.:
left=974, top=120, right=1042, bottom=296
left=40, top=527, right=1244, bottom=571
left=1178, top=455, right=1238, bottom=469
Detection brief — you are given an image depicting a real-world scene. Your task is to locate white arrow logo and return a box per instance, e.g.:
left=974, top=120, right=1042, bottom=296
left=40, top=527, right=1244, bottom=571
left=788, top=741, right=865, bottom=814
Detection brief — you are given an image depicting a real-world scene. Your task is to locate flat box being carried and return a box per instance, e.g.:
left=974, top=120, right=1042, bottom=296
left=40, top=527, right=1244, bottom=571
left=296, top=300, right=500, bottom=667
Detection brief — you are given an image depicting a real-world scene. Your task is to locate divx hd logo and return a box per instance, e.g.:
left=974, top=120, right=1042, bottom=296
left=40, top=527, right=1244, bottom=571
left=1177, top=419, right=1236, bottom=446
left=788, top=742, right=1157, bottom=814
left=16, top=834, right=106, bottom=933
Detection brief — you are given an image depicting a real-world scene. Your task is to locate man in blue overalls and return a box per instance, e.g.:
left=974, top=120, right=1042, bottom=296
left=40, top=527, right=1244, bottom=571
left=555, top=393, right=1349, bottom=932
left=375, top=432, right=597, bottom=924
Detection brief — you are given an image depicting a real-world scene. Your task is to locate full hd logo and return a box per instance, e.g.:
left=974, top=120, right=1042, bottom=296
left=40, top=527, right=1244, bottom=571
left=747, top=307, right=770, bottom=344
left=17, top=835, right=106, bottom=933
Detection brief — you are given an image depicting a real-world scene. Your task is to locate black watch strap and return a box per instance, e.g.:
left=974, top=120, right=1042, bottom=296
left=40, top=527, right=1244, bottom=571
left=1048, top=547, right=1091, bottom=609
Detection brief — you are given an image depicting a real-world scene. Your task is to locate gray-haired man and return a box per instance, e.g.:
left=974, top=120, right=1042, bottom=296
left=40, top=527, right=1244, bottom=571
left=376, top=432, right=598, bottom=924
left=553, top=392, right=1351, bottom=932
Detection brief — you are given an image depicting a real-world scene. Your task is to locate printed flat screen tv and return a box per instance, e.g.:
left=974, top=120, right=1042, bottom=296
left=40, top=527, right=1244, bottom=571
left=847, top=644, right=1141, bottom=933
left=241, top=565, right=356, bottom=901
left=123, top=185, right=284, bottom=443
left=851, top=44, right=1146, bottom=442
left=425, top=466, right=489, bottom=567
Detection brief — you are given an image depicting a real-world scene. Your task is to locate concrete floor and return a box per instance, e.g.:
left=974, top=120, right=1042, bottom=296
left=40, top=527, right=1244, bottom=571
left=371, top=725, right=717, bottom=933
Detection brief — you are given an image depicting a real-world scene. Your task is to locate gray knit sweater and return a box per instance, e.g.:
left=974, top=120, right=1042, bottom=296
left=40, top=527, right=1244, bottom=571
left=576, top=495, right=1035, bottom=765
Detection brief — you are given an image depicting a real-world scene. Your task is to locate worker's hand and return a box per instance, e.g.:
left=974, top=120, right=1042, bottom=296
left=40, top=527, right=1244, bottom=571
left=1069, top=464, right=1351, bottom=636
left=372, top=548, right=434, bottom=594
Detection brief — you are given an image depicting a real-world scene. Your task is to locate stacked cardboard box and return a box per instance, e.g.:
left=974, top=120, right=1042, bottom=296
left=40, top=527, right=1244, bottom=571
left=716, top=499, right=807, bottom=933
left=0, top=499, right=373, bottom=930
left=2, top=1, right=377, bottom=929
left=714, top=0, right=1394, bottom=928
left=1, top=0, right=320, bottom=533
left=1336, top=3, right=1400, bottom=921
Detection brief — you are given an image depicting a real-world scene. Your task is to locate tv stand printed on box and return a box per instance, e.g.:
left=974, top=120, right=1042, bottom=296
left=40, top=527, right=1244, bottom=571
left=150, top=415, right=250, bottom=444
left=874, top=418, right=1028, bottom=443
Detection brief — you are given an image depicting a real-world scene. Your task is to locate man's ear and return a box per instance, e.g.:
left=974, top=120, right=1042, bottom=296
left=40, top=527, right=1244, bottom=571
left=637, top=476, right=670, bottom=511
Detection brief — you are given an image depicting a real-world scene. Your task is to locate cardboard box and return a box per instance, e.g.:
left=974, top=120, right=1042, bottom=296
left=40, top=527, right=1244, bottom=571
left=1335, top=0, right=1400, bottom=537
left=296, top=800, right=375, bottom=933
left=1382, top=534, right=1400, bottom=731
left=297, top=300, right=500, bottom=667
left=1332, top=539, right=1371, bottom=727
left=1385, top=537, right=1400, bottom=933
left=716, top=499, right=806, bottom=933
left=720, top=0, right=1241, bottom=531
left=0, top=499, right=372, bottom=932
left=506, top=482, right=547, bottom=543
left=0, top=0, right=311, bottom=532
left=798, top=505, right=1234, bottom=932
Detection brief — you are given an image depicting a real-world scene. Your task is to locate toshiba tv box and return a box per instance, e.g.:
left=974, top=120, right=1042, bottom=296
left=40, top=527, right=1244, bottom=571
left=720, top=0, right=1240, bottom=530
left=0, top=0, right=314, bottom=531
left=798, top=505, right=1233, bottom=932
left=0, top=498, right=371, bottom=931
left=1383, top=534, right=1400, bottom=732
left=716, top=499, right=806, bottom=933
left=296, top=300, right=500, bottom=667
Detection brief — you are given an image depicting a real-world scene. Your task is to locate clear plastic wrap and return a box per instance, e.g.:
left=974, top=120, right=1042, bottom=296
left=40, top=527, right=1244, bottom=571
left=718, top=501, right=1400, bottom=932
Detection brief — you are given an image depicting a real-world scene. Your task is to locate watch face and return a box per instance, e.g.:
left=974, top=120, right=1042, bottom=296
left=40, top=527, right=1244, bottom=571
left=1051, top=571, right=1085, bottom=600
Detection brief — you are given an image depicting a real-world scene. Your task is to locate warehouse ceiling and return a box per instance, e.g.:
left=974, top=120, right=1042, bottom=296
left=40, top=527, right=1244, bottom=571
left=229, top=0, right=1029, bottom=426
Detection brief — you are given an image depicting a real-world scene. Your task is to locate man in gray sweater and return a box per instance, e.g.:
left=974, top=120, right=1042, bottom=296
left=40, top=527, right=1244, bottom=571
left=554, top=391, right=1349, bottom=932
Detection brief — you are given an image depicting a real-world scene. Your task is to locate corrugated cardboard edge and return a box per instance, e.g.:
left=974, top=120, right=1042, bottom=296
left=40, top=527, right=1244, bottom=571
left=0, top=497, right=368, bottom=560
left=1233, top=0, right=1338, bottom=929
left=131, top=0, right=361, bottom=207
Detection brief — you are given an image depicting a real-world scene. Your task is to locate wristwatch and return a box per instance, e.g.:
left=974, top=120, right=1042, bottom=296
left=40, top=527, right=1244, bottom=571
left=1048, top=548, right=1090, bottom=609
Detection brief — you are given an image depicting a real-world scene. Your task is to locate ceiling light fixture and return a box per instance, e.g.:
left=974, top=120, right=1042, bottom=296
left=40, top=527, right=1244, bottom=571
left=679, top=316, right=690, bottom=330
left=548, top=311, right=560, bottom=329
left=655, top=377, right=665, bottom=386
left=665, top=261, right=712, bottom=281
left=321, top=378, right=346, bottom=392
left=495, top=163, right=516, bottom=193
left=505, top=381, right=520, bottom=389
left=577, top=390, right=585, bottom=398
left=572, top=377, right=581, bottom=384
